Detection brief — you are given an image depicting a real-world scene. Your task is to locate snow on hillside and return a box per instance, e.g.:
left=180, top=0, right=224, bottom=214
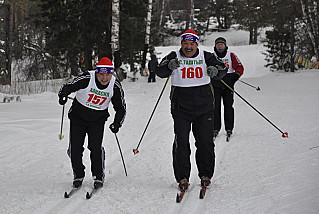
left=0, top=31, right=319, bottom=214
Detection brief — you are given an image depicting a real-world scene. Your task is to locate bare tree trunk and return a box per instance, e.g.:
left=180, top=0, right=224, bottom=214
left=206, top=16, right=210, bottom=31
left=249, top=24, right=253, bottom=45
left=185, top=0, right=194, bottom=30
left=5, top=0, right=13, bottom=85
left=300, top=0, right=319, bottom=59
left=290, top=3, right=295, bottom=72
left=111, top=0, right=120, bottom=55
left=19, top=0, right=24, bottom=59
left=141, top=0, right=153, bottom=73
left=186, top=0, right=190, bottom=29
left=111, top=0, right=126, bottom=81
left=190, top=0, right=194, bottom=29
left=158, top=0, right=165, bottom=27
left=253, top=24, right=258, bottom=44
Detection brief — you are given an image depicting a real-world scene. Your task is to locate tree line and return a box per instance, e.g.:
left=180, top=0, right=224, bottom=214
left=0, top=0, right=318, bottom=85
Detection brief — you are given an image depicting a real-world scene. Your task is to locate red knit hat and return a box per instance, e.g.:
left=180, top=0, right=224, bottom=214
left=181, top=29, right=199, bottom=45
left=96, top=57, right=114, bottom=74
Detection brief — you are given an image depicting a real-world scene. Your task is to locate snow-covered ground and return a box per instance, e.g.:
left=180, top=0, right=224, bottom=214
left=1, top=31, right=319, bottom=214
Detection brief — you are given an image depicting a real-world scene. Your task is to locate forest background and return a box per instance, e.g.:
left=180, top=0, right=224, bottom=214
left=0, top=0, right=318, bottom=92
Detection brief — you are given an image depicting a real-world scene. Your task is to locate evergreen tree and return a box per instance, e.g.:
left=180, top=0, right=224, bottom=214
left=264, top=0, right=303, bottom=72
left=300, top=0, right=319, bottom=60
left=37, top=0, right=112, bottom=77
left=235, top=0, right=270, bottom=44
left=119, top=0, right=147, bottom=73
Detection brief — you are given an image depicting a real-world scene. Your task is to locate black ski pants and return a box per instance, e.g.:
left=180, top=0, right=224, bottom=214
left=148, top=71, right=156, bottom=82
left=172, top=112, right=215, bottom=182
left=213, top=86, right=235, bottom=133
left=67, top=119, right=105, bottom=181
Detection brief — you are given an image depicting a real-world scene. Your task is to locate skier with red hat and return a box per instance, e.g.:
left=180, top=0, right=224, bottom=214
left=58, top=57, right=126, bottom=190
left=155, top=29, right=228, bottom=193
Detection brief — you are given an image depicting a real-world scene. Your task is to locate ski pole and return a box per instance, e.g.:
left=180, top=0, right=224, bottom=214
left=58, top=104, right=65, bottom=140
left=114, top=133, right=128, bottom=176
left=220, top=79, right=288, bottom=138
left=239, top=79, right=260, bottom=91
left=133, top=76, right=171, bottom=154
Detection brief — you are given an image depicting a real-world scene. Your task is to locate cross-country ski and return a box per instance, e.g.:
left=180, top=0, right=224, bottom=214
left=64, top=187, right=81, bottom=198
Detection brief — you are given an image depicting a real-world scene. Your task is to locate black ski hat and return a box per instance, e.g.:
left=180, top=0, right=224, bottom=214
left=215, top=37, right=227, bottom=46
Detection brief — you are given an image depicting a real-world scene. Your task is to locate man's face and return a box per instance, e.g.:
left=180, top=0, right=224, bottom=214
left=181, top=40, right=197, bottom=58
left=96, top=73, right=113, bottom=85
left=216, top=42, right=226, bottom=51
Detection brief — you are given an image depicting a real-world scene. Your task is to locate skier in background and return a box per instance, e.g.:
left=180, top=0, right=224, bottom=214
left=58, top=57, right=126, bottom=189
left=148, top=54, right=158, bottom=83
left=155, top=29, right=227, bottom=191
left=212, top=37, right=244, bottom=139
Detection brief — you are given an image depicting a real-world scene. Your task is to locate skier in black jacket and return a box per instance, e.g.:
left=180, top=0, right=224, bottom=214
left=155, top=29, right=227, bottom=191
left=58, top=57, right=126, bottom=189
left=148, top=54, right=158, bottom=83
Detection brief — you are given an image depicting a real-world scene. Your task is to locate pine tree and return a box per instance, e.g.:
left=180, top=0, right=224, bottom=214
left=119, top=0, right=147, bottom=73
left=300, top=0, right=319, bottom=60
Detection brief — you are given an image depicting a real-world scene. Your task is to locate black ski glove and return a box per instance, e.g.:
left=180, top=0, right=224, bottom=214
left=230, top=72, right=240, bottom=83
left=109, top=123, right=121, bottom=133
left=58, top=92, right=68, bottom=105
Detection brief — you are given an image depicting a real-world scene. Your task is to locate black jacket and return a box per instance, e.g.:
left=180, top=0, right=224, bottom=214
left=155, top=48, right=227, bottom=117
left=148, top=55, right=158, bottom=72
left=58, top=72, right=126, bottom=125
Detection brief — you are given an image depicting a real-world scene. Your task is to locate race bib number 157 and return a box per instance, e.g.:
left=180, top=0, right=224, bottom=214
left=87, top=94, right=107, bottom=105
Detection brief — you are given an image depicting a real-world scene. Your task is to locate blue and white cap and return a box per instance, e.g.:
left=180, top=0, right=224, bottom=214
left=96, top=57, right=114, bottom=74
left=181, top=29, right=199, bottom=45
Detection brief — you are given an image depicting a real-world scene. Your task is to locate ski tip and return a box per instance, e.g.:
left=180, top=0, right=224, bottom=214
left=64, top=192, right=69, bottom=198
left=176, top=191, right=186, bottom=203
left=86, top=192, right=91, bottom=199
left=199, top=187, right=206, bottom=199
left=199, top=191, right=204, bottom=199
left=257, top=87, right=261, bottom=91
left=176, top=193, right=181, bottom=203
left=133, top=149, right=139, bottom=155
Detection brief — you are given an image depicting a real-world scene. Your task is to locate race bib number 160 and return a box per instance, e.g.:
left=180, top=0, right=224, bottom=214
left=181, top=67, right=203, bottom=79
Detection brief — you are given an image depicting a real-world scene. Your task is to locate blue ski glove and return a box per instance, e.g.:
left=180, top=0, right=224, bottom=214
left=168, top=58, right=180, bottom=71
left=207, top=66, right=219, bottom=78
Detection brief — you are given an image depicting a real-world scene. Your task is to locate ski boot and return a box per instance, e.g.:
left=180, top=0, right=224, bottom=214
left=200, top=176, right=211, bottom=187
left=73, top=178, right=84, bottom=188
left=178, top=178, right=189, bottom=191
left=200, top=176, right=211, bottom=199
left=226, top=130, right=232, bottom=142
left=93, top=176, right=104, bottom=189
